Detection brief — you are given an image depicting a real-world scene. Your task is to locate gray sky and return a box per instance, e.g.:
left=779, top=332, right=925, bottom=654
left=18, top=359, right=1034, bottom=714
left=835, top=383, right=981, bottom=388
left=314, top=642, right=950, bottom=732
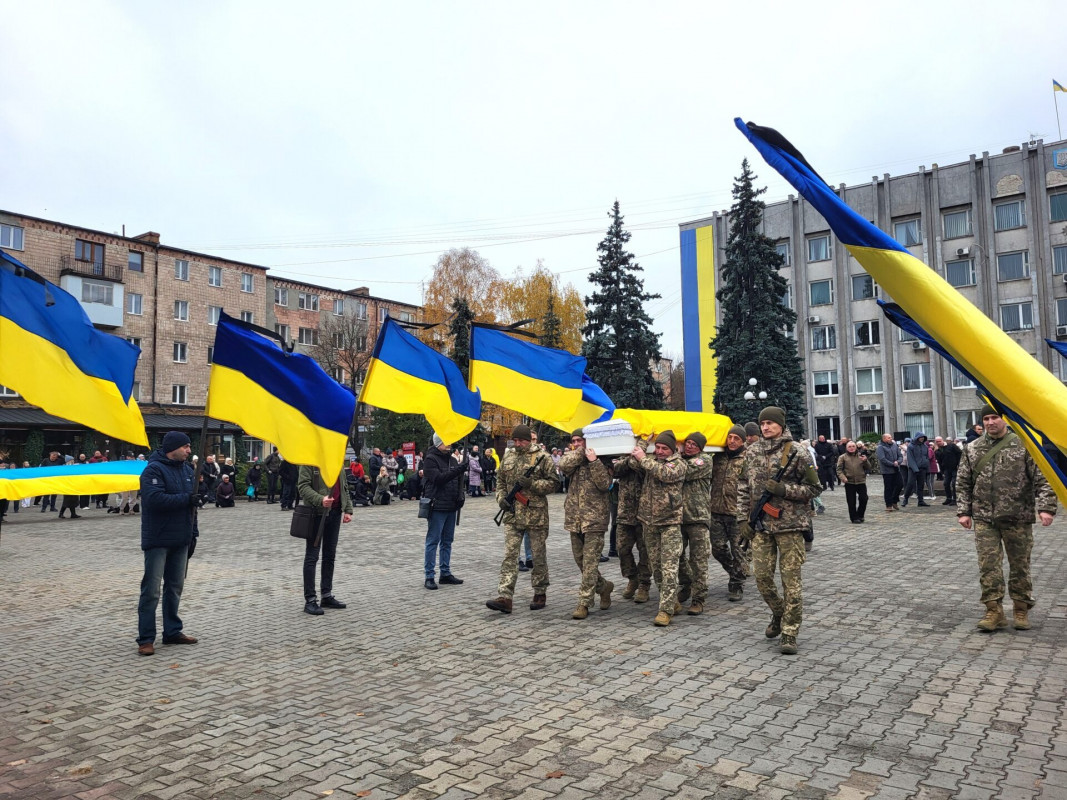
left=3, top=1, right=1065, bottom=360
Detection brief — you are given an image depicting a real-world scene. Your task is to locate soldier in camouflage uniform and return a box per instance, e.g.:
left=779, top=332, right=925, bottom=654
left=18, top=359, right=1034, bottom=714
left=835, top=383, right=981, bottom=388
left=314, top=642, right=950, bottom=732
left=613, top=450, right=652, bottom=603
left=559, top=429, right=614, bottom=619
left=710, top=424, right=749, bottom=602
left=631, top=431, right=686, bottom=627
left=738, top=407, right=822, bottom=655
left=956, top=405, right=1056, bottom=632
left=676, top=432, right=713, bottom=615
left=486, top=424, right=559, bottom=614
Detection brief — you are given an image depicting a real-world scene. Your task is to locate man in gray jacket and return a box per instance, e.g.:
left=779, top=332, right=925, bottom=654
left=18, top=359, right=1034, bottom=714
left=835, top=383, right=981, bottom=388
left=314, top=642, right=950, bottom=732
left=902, top=432, right=930, bottom=508
left=875, top=433, right=903, bottom=512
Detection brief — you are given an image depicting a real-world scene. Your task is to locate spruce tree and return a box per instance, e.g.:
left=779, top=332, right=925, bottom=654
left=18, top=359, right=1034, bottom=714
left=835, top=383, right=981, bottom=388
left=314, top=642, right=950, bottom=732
left=448, top=297, right=475, bottom=382
left=540, top=293, right=562, bottom=350
left=711, top=160, right=806, bottom=434
left=582, top=201, right=665, bottom=409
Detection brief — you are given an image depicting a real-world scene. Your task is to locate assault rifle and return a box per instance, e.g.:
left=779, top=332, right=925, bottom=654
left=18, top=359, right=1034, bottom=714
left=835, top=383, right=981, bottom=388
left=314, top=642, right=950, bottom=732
left=748, top=447, right=798, bottom=533
left=493, top=455, right=546, bottom=526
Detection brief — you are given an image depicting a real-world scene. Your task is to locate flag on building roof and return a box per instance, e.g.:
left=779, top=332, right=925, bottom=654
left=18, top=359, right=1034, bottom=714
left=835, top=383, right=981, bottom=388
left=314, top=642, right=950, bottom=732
left=544, top=374, right=615, bottom=432
left=0, top=460, right=145, bottom=502
left=206, top=313, right=355, bottom=486
left=359, top=317, right=481, bottom=445
left=0, top=250, right=148, bottom=445
left=469, top=325, right=585, bottom=422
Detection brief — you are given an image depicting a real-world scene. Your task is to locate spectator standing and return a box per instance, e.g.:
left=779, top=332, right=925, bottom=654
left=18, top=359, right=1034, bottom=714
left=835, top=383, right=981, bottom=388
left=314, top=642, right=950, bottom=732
left=279, top=457, right=299, bottom=510
left=876, top=433, right=903, bottom=511
left=813, top=435, right=836, bottom=491
left=836, top=440, right=876, bottom=523
left=297, top=463, right=354, bottom=615
left=246, top=461, right=263, bottom=502
left=937, top=438, right=962, bottom=505
left=902, top=433, right=931, bottom=508
left=422, top=434, right=468, bottom=590
left=264, top=448, right=283, bottom=504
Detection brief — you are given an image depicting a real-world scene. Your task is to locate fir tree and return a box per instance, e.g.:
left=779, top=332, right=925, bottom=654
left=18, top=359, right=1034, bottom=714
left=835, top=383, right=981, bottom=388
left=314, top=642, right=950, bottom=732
left=582, top=201, right=665, bottom=409
left=540, top=293, right=562, bottom=350
left=447, top=297, right=475, bottom=382
left=711, top=160, right=806, bottom=434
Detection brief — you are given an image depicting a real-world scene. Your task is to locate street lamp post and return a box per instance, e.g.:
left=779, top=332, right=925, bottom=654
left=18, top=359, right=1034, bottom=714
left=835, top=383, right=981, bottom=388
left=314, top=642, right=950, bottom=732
left=743, top=377, right=767, bottom=410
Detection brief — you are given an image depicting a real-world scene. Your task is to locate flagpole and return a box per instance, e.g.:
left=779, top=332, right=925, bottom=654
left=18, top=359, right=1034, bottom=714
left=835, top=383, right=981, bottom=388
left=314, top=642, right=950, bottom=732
left=1056, top=87, right=1062, bottom=141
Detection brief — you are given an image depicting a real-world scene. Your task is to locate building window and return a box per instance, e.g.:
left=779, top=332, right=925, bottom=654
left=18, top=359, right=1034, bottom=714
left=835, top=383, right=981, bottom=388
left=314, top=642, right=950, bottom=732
left=275, top=324, right=290, bottom=342
left=173, top=341, right=188, bottom=363
left=0, top=384, right=20, bottom=397
left=1052, top=192, right=1067, bottom=223
left=0, top=223, right=24, bottom=250
left=807, top=235, right=831, bottom=262
left=855, top=367, right=883, bottom=394
left=813, top=370, right=839, bottom=397
left=943, top=208, right=972, bottom=239
left=904, top=412, right=935, bottom=435
left=901, top=363, right=932, bottom=391
left=1000, top=301, right=1034, bottom=331
left=172, top=384, right=187, bottom=405
left=208, top=266, right=222, bottom=287
left=356, top=335, right=367, bottom=351
left=274, top=287, right=289, bottom=306
left=1057, top=298, right=1067, bottom=326
left=240, top=311, right=254, bottom=324
left=298, top=292, right=320, bottom=311
left=996, top=251, right=1029, bottom=282
left=854, top=320, right=880, bottom=346
left=207, top=346, right=215, bottom=365
left=330, top=367, right=344, bottom=382
left=397, top=311, right=415, bottom=323
left=810, top=325, right=836, bottom=351
left=946, top=258, right=976, bottom=287
left=954, top=410, right=979, bottom=438
left=1053, top=245, right=1067, bottom=275
left=126, top=336, right=141, bottom=349
left=175, top=259, right=189, bottom=281
left=893, top=219, right=921, bottom=247
left=781, top=283, right=793, bottom=309
left=331, top=332, right=344, bottom=348
left=128, top=251, right=143, bottom=273
left=851, top=274, right=876, bottom=300
left=951, top=366, right=976, bottom=389
left=75, top=239, right=105, bottom=269
left=241, top=274, right=254, bottom=293
left=809, top=279, right=833, bottom=306
left=174, top=300, right=189, bottom=321
left=379, top=307, right=389, bottom=322
left=775, top=241, right=790, bottom=266
left=130, top=382, right=140, bottom=402
left=333, top=298, right=344, bottom=316
left=81, top=280, right=113, bottom=305
left=993, top=199, right=1025, bottom=231
left=298, top=327, right=319, bottom=346
left=899, top=328, right=919, bottom=343
left=208, top=305, right=222, bottom=326
left=815, top=416, right=840, bottom=440
left=126, top=293, right=143, bottom=315
left=356, top=302, right=368, bottom=320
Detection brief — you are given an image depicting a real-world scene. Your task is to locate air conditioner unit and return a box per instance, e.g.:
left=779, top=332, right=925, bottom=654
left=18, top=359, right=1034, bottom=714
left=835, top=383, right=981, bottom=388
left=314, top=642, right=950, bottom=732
left=857, top=404, right=866, bottom=411
left=1057, top=325, right=1067, bottom=338
left=912, top=341, right=927, bottom=351
left=956, top=247, right=970, bottom=257
left=807, top=315, right=820, bottom=324
left=870, top=403, right=881, bottom=411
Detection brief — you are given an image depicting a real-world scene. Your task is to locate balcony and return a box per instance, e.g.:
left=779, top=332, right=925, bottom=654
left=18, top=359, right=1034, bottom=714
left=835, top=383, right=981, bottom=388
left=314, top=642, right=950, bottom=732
left=58, top=253, right=124, bottom=283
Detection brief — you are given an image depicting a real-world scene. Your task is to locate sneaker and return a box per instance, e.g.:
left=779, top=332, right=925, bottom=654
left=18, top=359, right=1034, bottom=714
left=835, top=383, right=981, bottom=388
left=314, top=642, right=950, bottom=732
left=304, top=600, right=324, bottom=616
left=438, top=574, right=464, bottom=585
left=517, top=561, right=530, bottom=572
left=424, top=578, right=439, bottom=590
left=320, top=596, right=346, bottom=609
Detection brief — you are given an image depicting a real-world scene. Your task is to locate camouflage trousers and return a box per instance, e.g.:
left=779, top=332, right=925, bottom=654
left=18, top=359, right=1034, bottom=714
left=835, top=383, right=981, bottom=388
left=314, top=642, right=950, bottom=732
left=752, top=531, right=806, bottom=636
left=569, top=529, right=609, bottom=608
left=617, top=522, right=651, bottom=587
left=644, top=524, right=682, bottom=615
left=974, top=521, right=1034, bottom=608
left=710, top=513, right=749, bottom=591
left=498, top=524, right=549, bottom=598
left=677, top=523, right=711, bottom=603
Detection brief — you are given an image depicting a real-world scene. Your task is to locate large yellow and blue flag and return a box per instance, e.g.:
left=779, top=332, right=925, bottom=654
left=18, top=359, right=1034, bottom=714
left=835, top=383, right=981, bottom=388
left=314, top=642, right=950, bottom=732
left=206, top=313, right=356, bottom=486
left=0, top=250, right=147, bottom=445
left=545, top=374, right=615, bottom=432
left=612, top=408, right=735, bottom=448
left=359, top=317, right=481, bottom=445
left=469, top=325, right=585, bottom=422
left=0, top=460, right=146, bottom=502
left=1054, top=79, right=1066, bottom=93
left=737, top=119, right=1067, bottom=497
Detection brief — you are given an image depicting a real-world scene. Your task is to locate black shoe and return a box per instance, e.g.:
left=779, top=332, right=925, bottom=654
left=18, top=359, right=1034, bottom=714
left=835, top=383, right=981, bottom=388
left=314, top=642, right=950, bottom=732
left=518, top=561, right=530, bottom=572
left=304, top=600, right=324, bottom=615
left=608, top=550, right=619, bottom=557
left=70, top=513, right=81, bottom=519
left=942, top=498, right=954, bottom=505
left=439, top=574, right=463, bottom=585
left=917, top=501, right=929, bottom=507
left=598, top=555, right=609, bottom=563
left=901, top=498, right=909, bottom=507
left=320, top=596, right=346, bottom=609
left=424, top=578, right=439, bottom=590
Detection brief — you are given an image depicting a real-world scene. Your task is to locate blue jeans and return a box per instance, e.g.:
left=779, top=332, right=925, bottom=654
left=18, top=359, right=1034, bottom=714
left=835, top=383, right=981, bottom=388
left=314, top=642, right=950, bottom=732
left=523, top=532, right=533, bottom=563
left=138, top=545, right=188, bottom=644
left=425, top=509, right=457, bottom=579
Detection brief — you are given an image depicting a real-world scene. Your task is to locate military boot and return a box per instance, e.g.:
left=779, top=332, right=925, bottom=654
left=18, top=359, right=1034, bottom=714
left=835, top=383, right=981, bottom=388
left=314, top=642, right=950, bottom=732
left=485, top=597, right=512, bottom=614
left=653, top=611, right=671, bottom=627
left=977, top=601, right=1007, bottom=632
left=674, top=601, right=683, bottom=615
left=572, top=604, right=588, bottom=620
left=622, top=578, right=639, bottom=600
left=765, top=614, right=783, bottom=638
left=1012, top=605, right=1031, bottom=630
left=530, top=594, right=547, bottom=611
left=687, top=601, right=703, bottom=616
left=678, top=586, right=691, bottom=603
left=599, top=580, right=614, bottom=610
left=780, top=634, right=798, bottom=655
left=727, top=586, right=743, bottom=602
left=634, top=585, right=650, bottom=604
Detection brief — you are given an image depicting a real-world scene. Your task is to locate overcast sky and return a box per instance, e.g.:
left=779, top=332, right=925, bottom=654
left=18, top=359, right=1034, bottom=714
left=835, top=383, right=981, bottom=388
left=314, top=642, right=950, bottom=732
left=3, top=1, right=1065, bottom=360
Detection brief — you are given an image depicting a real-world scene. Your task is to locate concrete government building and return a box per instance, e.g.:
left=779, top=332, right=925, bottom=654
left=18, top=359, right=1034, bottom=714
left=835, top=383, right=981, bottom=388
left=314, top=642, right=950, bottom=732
left=681, top=136, right=1067, bottom=440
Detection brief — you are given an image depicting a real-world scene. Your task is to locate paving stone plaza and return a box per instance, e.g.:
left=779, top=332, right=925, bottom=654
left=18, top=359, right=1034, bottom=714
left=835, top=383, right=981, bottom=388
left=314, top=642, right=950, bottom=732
left=1, top=490, right=1065, bottom=800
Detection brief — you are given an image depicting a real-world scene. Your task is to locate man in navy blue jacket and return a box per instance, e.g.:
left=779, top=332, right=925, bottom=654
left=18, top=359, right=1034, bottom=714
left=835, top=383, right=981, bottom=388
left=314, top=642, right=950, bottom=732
left=137, top=431, right=199, bottom=656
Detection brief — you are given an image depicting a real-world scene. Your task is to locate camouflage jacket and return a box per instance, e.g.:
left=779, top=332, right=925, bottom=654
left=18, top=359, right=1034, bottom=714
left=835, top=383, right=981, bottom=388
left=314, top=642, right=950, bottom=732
left=708, top=448, right=745, bottom=516
left=612, top=458, right=643, bottom=526
left=736, top=430, right=822, bottom=534
left=680, top=451, right=713, bottom=526
left=559, top=448, right=612, bottom=533
left=495, top=445, right=559, bottom=530
left=634, top=451, right=686, bottom=527
left=835, top=452, right=877, bottom=485
left=956, top=432, right=1057, bottom=524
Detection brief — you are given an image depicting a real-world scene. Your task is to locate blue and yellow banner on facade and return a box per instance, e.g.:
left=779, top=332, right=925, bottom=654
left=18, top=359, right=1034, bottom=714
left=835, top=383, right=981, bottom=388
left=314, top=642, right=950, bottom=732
left=679, top=224, right=716, bottom=411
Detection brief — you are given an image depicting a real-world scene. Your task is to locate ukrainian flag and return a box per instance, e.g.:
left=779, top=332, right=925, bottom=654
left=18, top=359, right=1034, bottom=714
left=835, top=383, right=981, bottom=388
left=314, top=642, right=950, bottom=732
left=737, top=119, right=1067, bottom=485
left=206, top=314, right=355, bottom=486
left=0, top=460, right=145, bottom=502
left=612, top=408, right=734, bottom=447
left=359, top=317, right=481, bottom=445
left=0, top=251, right=147, bottom=445
left=545, top=374, right=615, bottom=432
left=1054, top=79, right=1066, bottom=93
left=469, top=326, right=585, bottom=422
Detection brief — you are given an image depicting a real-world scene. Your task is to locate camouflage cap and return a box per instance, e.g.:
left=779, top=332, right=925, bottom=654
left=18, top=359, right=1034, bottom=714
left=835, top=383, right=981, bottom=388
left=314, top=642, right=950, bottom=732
left=684, top=431, right=707, bottom=450
left=655, top=430, right=677, bottom=452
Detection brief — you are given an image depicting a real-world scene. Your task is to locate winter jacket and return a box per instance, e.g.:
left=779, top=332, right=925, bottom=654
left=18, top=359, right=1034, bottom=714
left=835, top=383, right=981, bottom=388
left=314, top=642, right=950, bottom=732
left=467, top=456, right=483, bottom=487
left=422, top=447, right=467, bottom=512
left=708, top=447, right=745, bottom=516
left=906, top=434, right=930, bottom=472
left=634, top=451, right=686, bottom=527
left=139, top=450, right=199, bottom=550
left=680, top=451, right=714, bottom=526
left=559, top=448, right=612, bottom=533
left=496, top=445, right=558, bottom=529
left=736, top=430, right=822, bottom=535
left=935, top=443, right=961, bottom=474
left=612, top=458, right=643, bottom=526
left=836, top=451, right=876, bottom=485
left=298, top=465, right=355, bottom=514
left=956, top=432, right=1057, bottom=524
left=927, top=444, right=939, bottom=474
left=875, top=441, right=901, bottom=474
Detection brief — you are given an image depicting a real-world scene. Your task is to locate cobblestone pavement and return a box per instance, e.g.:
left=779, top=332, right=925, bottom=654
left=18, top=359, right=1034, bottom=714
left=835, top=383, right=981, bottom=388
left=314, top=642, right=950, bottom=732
left=1, top=487, right=1066, bottom=800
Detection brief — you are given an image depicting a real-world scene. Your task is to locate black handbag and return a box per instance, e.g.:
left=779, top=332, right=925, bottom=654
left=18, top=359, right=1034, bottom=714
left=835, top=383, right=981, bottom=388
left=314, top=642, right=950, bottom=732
left=289, top=505, right=318, bottom=540
left=418, top=497, right=433, bottom=519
